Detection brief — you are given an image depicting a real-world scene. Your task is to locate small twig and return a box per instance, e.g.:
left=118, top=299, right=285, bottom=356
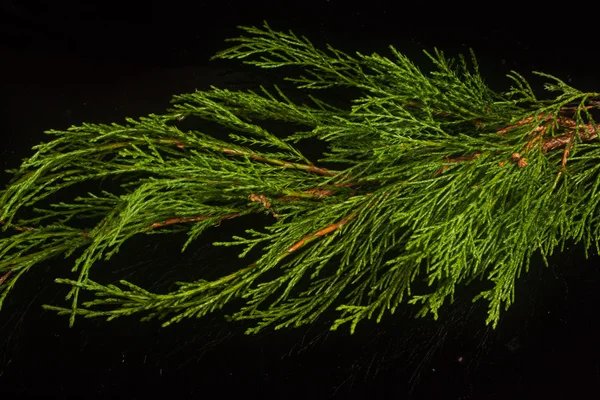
left=497, top=114, right=554, bottom=135
left=147, top=213, right=240, bottom=230
left=435, top=153, right=482, bottom=176
left=221, top=147, right=336, bottom=176
left=286, top=193, right=379, bottom=253
left=0, top=269, right=13, bottom=287
left=0, top=219, right=35, bottom=232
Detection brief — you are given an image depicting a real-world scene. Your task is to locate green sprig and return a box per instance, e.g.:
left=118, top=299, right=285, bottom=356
left=1, top=21, right=600, bottom=334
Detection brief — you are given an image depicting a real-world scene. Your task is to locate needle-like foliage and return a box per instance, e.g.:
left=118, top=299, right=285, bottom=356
left=1, top=22, right=599, bottom=334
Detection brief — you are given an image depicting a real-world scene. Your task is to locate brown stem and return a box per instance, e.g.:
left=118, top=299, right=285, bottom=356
left=147, top=212, right=240, bottom=230
left=497, top=114, right=555, bottom=135
left=0, top=268, right=13, bottom=287
left=286, top=193, right=380, bottom=253
left=435, top=153, right=483, bottom=176
left=0, top=219, right=35, bottom=232
left=520, top=114, right=598, bottom=167
left=221, top=147, right=336, bottom=176
left=439, top=108, right=599, bottom=173
left=160, top=138, right=338, bottom=176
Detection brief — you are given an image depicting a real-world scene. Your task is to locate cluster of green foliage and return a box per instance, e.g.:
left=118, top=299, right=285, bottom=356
left=1, top=22, right=599, bottom=334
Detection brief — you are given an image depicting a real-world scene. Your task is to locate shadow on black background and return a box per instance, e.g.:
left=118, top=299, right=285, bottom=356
left=1, top=1, right=599, bottom=398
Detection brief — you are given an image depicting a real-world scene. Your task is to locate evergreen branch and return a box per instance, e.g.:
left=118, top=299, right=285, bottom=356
left=2, top=22, right=600, bottom=334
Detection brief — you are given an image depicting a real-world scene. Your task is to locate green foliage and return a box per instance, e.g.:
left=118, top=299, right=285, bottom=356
left=2, top=22, right=600, bottom=334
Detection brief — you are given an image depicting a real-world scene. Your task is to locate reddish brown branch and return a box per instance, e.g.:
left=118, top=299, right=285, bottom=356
left=435, top=153, right=483, bottom=176
left=0, top=268, right=13, bottom=287
left=148, top=213, right=240, bottom=230
left=497, top=114, right=555, bottom=135
left=286, top=193, right=380, bottom=253
left=0, top=219, right=35, bottom=232
left=276, top=182, right=356, bottom=202
left=438, top=107, right=599, bottom=173
left=221, top=148, right=335, bottom=176
left=162, top=138, right=336, bottom=176
left=518, top=114, right=598, bottom=167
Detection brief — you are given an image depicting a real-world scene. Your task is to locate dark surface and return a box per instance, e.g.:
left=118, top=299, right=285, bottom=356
left=1, top=1, right=600, bottom=398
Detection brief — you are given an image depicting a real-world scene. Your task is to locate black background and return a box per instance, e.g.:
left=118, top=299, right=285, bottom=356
left=1, top=1, right=600, bottom=399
